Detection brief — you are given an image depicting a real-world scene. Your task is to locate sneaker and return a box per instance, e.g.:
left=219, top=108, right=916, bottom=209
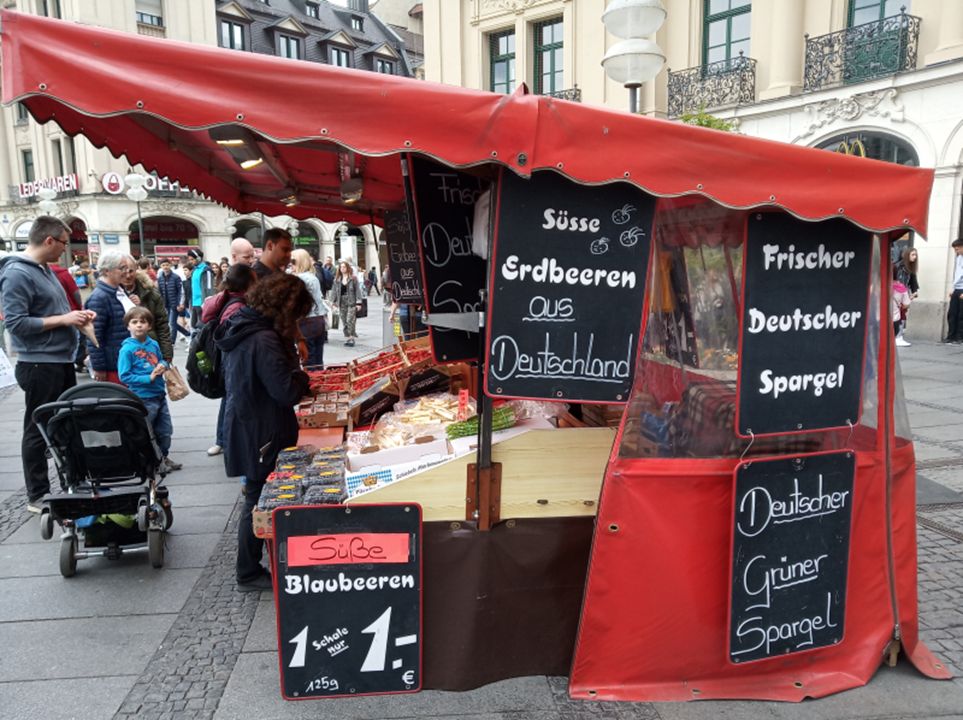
left=207, top=444, right=223, bottom=456
left=895, top=336, right=911, bottom=347
left=237, top=571, right=272, bottom=593
left=163, top=456, right=183, bottom=471
left=26, top=502, right=44, bottom=514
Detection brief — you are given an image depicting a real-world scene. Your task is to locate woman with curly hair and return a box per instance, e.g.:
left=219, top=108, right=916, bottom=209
left=216, top=273, right=312, bottom=591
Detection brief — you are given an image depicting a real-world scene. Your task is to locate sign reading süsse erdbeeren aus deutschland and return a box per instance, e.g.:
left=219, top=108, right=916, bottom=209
left=737, top=215, right=872, bottom=436
left=486, top=171, right=654, bottom=403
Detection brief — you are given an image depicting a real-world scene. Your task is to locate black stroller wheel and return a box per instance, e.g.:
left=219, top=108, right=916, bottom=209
left=148, top=529, right=165, bottom=569
left=40, top=510, right=54, bottom=541
left=59, top=535, right=77, bottom=578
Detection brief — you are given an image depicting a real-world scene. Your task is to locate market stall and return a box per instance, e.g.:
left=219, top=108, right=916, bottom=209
left=1, top=9, right=952, bottom=701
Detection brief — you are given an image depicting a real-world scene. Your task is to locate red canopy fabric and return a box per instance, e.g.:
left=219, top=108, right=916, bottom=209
left=1, top=9, right=933, bottom=232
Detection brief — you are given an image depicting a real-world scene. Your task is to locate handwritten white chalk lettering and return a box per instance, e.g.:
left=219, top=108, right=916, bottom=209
left=500, top=255, right=636, bottom=289
left=432, top=280, right=481, bottom=334
left=390, top=244, right=418, bottom=264
left=736, top=475, right=850, bottom=538
left=742, top=552, right=830, bottom=611
left=747, top=306, right=862, bottom=334
left=523, top=296, right=574, bottom=322
left=422, top=219, right=473, bottom=268
left=432, top=172, right=483, bottom=206
left=732, top=591, right=839, bottom=657
left=758, top=365, right=844, bottom=399
left=489, top=332, right=633, bottom=384
left=542, top=208, right=601, bottom=233
left=762, top=243, right=856, bottom=271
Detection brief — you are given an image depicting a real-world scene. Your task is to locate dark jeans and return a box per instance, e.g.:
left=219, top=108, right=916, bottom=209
left=949, top=291, right=963, bottom=341
left=74, top=332, right=87, bottom=369
left=15, top=362, right=76, bottom=502
left=190, top=307, right=203, bottom=336
left=141, top=395, right=172, bottom=458
left=169, top=308, right=190, bottom=339
left=306, top=335, right=324, bottom=367
left=238, top=480, right=266, bottom=583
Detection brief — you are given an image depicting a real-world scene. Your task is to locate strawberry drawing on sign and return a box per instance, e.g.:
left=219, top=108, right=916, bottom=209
left=590, top=237, right=610, bottom=255
left=612, top=204, right=636, bottom=225
left=620, top=227, right=646, bottom=247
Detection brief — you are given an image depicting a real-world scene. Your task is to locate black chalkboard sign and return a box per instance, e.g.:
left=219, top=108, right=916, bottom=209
left=485, top=170, right=654, bottom=403
left=384, top=210, right=423, bottom=304
left=729, top=451, right=854, bottom=664
left=737, top=215, right=872, bottom=436
left=408, top=156, right=487, bottom=363
left=273, top=504, right=422, bottom=700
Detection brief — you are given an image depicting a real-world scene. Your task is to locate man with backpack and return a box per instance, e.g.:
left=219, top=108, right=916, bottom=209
left=188, top=264, right=258, bottom=456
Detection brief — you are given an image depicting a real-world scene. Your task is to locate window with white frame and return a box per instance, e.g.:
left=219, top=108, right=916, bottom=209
left=278, top=34, right=301, bottom=60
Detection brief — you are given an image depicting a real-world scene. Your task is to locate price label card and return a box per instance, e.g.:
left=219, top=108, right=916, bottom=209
left=273, top=504, right=422, bottom=700
left=729, top=451, right=854, bottom=664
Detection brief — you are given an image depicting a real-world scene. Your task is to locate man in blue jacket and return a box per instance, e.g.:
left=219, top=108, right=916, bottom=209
left=187, top=248, right=215, bottom=333
left=157, top=258, right=188, bottom=345
left=0, top=217, right=96, bottom=512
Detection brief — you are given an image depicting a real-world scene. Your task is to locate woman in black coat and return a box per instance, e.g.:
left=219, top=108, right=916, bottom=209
left=216, top=273, right=312, bottom=591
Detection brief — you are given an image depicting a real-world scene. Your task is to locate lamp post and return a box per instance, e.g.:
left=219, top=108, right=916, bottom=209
left=601, top=0, right=667, bottom=114
left=125, top=172, right=148, bottom=258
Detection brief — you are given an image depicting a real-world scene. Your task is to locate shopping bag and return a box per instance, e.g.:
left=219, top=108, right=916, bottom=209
left=330, top=310, right=340, bottom=330
left=356, top=297, right=368, bottom=319
left=164, top=366, right=190, bottom=401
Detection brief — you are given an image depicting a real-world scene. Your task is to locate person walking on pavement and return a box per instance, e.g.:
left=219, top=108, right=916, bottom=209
left=252, top=228, right=293, bottom=279
left=946, top=238, right=963, bottom=343
left=201, top=263, right=258, bottom=457
left=367, top=266, right=380, bottom=296
left=292, top=249, right=327, bottom=367
left=187, top=249, right=216, bottom=334
left=216, top=273, right=312, bottom=592
left=158, top=259, right=189, bottom=346
left=123, top=263, right=174, bottom=365
left=0, top=216, right=96, bottom=513
left=230, top=237, right=255, bottom=266
left=331, top=260, right=361, bottom=347
left=49, top=260, right=87, bottom=372
left=85, top=252, right=137, bottom=384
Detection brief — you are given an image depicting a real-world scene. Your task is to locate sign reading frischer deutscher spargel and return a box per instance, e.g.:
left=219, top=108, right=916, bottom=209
left=485, top=171, right=654, bottom=403
left=273, top=505, right=421, bottom=700
left=737, top=215, right=872, bottom=436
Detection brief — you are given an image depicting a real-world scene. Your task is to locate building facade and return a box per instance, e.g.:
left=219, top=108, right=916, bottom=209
left=0, top=0, right=423, bottom=272
left=423, top=0, right=963, bottom=341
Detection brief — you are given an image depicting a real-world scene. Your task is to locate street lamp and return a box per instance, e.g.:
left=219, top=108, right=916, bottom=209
left=37, top=186, right=58, bottom=215
left=601, top=0, right=667, bottom=114
left=125, top=172, right=148, bottom=258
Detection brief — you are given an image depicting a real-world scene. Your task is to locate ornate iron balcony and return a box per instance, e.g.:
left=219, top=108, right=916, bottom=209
left=667, top=55, right=756, bottom=118
left=546, top=86, right=582, bottom=102
left=804, top=10, right=920, bottom=92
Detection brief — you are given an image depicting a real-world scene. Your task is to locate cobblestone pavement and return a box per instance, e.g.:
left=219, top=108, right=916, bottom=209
left=917, top=506, right=963, bottom=675
left=112, top=497, right=256, bottom=720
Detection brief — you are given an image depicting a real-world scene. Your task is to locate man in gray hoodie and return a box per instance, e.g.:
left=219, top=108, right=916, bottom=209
left=0, top=216, right=96, bottom=512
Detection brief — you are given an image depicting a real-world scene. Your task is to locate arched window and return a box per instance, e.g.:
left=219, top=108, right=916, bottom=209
left=814, top=130, right=918, bottom=166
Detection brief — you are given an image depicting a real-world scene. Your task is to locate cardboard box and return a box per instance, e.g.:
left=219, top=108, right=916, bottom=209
left=346, top=432, right=451, bottom=472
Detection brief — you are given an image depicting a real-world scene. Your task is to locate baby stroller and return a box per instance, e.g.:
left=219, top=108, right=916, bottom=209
left=32, top=382, right=172, bottom=577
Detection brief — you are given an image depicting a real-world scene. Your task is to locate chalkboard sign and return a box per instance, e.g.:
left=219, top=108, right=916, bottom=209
left=408, top=157, right=487, bottom=363
left=384, top=210, right=423, bottom=304
left=485, top=170, right=654, bottom=403
left=273, top=504, right=422, bottom=699
left=729, top=451, right=854, bottom=664
left=737, top=215, right=872, bottom=436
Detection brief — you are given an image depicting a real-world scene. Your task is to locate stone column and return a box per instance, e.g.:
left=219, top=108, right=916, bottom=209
left=759, top=0, right=804, bottom=99
left=925, top=2, right=963, bottom=65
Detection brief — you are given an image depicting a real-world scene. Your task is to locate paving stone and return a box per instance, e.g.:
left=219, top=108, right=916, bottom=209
left=0, top=676, right=135, bottom=720
left=0, top=614, right=175, bottom=681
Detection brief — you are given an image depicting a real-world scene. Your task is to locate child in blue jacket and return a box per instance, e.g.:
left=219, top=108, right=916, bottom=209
left=118, top=306, right=181, bottom=472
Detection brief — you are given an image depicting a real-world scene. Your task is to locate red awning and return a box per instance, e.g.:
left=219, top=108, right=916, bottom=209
left=0, top=10, right=934, bottom=233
